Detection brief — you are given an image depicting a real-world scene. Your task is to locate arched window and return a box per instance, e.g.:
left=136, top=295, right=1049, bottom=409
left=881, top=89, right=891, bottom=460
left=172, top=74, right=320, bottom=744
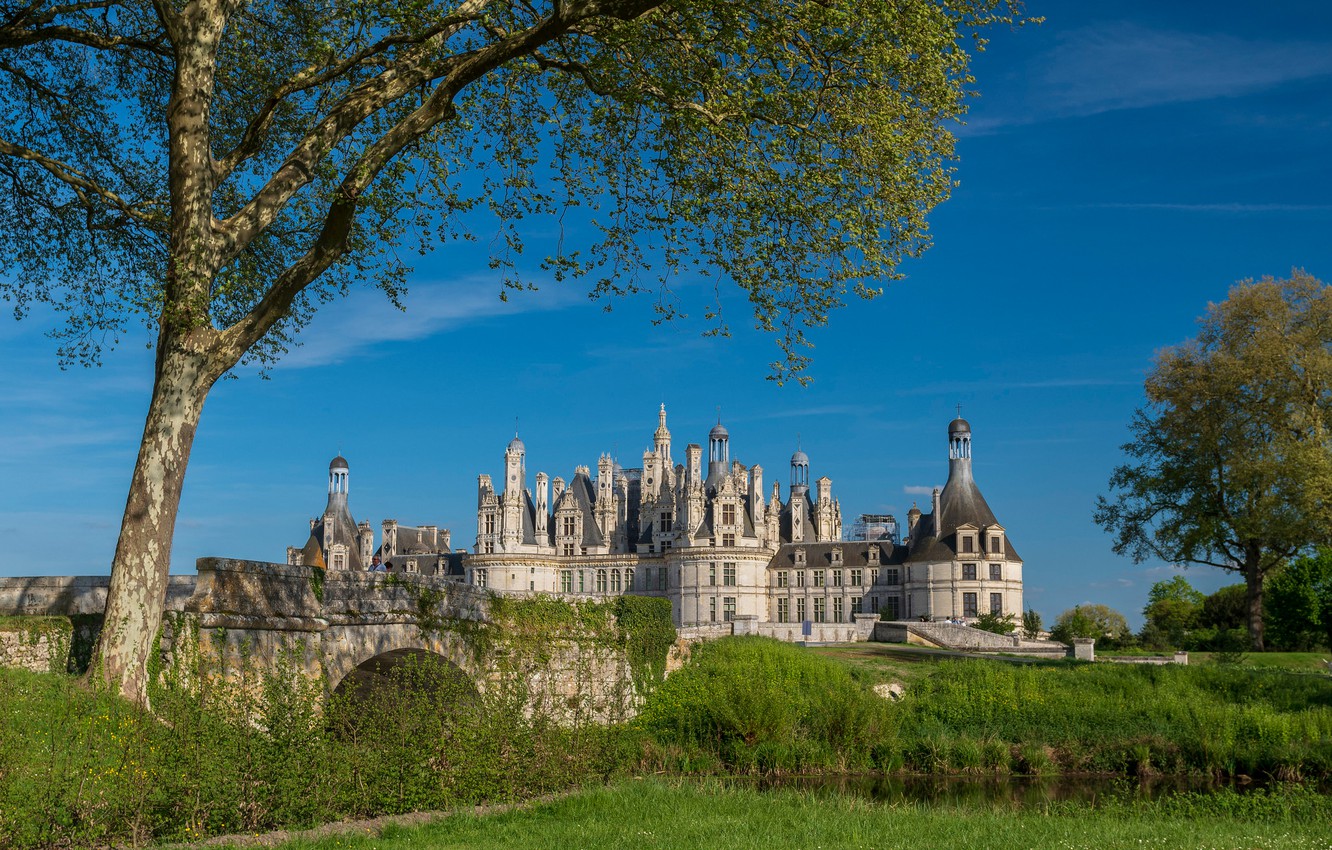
left=596, top=569, right=608, bottom=593
left=625, top=568, right=635, bottom=589
left=611, top=569, right=622, bottom=592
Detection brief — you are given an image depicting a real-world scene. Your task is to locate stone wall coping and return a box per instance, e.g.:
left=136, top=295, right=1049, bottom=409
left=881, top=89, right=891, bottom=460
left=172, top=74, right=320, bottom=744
left=196, top=557, right=315, bottom=580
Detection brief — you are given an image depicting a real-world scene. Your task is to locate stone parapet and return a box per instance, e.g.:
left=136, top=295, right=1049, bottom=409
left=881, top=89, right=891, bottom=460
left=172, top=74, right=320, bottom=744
left=0, top=575, right=196, bottom=616
left=187, top=558, right=322, bottom=619
left=873, top=620, right=1068, bottom=658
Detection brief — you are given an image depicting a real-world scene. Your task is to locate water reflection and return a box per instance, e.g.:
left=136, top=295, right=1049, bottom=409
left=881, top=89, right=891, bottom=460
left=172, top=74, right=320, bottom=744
left=727, top=774, right=1297, bottom=809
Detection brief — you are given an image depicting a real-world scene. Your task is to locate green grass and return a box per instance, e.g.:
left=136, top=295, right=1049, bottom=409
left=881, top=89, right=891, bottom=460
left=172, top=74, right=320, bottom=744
left=209, top=779, right=1332, bottom=850
left=806, top=642, right=955, bottom=686
left=636, top=638, right=1332, bottom=778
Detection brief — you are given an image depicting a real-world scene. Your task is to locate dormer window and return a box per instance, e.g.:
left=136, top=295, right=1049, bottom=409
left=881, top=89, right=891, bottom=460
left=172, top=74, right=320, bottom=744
left=721, top=503, right=737, bottom=526
left=831, top=547, right=843, bottom=565
left=868, top=546, right=880, bottom=565
left=961, top=535, right=975, bottom=554
left=795, top=549, right=807, bottom=566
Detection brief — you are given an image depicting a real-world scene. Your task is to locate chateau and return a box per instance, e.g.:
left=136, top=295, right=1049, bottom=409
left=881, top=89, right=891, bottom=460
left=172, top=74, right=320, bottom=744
left=288, top=409, right=1023, bottom=635
left=466, top=408, right=1022, bottom=630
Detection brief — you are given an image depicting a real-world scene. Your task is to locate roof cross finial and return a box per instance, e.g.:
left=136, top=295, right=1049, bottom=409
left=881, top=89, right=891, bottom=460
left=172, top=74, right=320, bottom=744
left=514, top=416, right=519, bottom=439
left=956, top=403, right=962, bottom=419
left=716, top=405, right=721, bottom=425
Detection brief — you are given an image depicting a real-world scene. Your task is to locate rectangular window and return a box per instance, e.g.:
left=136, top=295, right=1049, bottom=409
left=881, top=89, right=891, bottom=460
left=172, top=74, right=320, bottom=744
left=872, top=567, right=882, bottom=585
left=991, top=593, right=1004, bottom=615
left=796, top=597, right=807, bottom=622
left=710, top=597, right=717, bottom=622
left=708, top=563, right=716, bottom=586
left=484, top=514, right=495, bottom=534
left=963, top=592, right=978, bottom=618
left=723, top=562, right=736, bottom=587
left=832, top=570, right=843, bottom=587
left=962, top=536, right=975, bottom=554
left=579, top=570, right=586, bottom=593
left=485, top=541, right=495, bottom=554
left=850, top=568, right=863, bottom=586
left=833, top=597, right=844, bottom=622
left=722, top=533, right=735, bottom=547
left=657, top=568, right=667, bottom=590
left=561, top=543, right=574, bottom=557
left=721, top=503, right=736, bottom=525
left=989, top=563, right=1002, bottom=581
left=723, top=597, right=736, bottom=622
left=777, top=570, right=789, bottom=588
left=777, top=597, right=790, bottom=623
left=474, top=568, right=487, bottom=588
left=851, top=596, right=863, bottom=615
left=561, top=516, right=577, bottom=537
left=661, top=512, right=673, bottom=532
left=813, top=570, right=825, bottom=587
left=871, top=596, right=880, bottom=614
left=990, top=535, right=1001, bottom=553
left=813, top=597, right=826, bottom=623
left=885, top=596, right=901, bottom=619
left=796, top=571, right=806, bottom=588
left=560, top=570, right=573, bottom=593
left=963, top=563, right=977, bottom=580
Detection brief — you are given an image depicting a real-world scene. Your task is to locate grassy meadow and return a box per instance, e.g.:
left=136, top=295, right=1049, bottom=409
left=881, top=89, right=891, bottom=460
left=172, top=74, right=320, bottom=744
left=208, top=779, right=1332, bottom=850
left=2, top=636, right=1331, bottom=847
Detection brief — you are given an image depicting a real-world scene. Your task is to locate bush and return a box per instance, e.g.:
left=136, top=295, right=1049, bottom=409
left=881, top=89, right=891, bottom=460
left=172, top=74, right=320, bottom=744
left=634, top=637, right=891, bottom=772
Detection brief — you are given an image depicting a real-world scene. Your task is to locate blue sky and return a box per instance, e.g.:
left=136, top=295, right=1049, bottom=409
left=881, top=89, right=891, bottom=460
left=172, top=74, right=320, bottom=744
left=3, top=2, right=1331, bottom=628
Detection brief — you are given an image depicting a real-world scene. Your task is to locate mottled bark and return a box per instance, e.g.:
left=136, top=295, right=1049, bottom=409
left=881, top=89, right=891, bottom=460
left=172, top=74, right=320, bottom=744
left=96, top=333, right=219, bottom=702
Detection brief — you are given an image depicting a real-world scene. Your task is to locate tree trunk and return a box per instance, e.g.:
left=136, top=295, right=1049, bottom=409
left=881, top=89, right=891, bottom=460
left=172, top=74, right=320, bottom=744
left=1244, top=558, right=1266, bottom=652
left=94, top=338, right=216, bottom=704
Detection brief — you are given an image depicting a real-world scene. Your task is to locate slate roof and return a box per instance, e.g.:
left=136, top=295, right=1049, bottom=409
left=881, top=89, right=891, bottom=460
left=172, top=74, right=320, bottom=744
left=768, top=541, right=907, bottom=569
left=904, top=461, right=1020, bottom=563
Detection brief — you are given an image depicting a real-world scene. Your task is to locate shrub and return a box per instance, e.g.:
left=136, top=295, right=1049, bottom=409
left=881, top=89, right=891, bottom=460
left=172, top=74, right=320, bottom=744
left=634, top=637, right=890, bottom=772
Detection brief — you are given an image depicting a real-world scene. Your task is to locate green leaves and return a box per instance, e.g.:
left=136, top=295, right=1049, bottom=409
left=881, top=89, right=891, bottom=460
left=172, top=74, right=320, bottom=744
left=1096, top=272, right=1332, bottom=648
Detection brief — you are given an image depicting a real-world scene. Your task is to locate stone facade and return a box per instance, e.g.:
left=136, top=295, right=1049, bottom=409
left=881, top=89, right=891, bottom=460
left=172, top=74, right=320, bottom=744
left=466, top=409, right=1023, bottom=631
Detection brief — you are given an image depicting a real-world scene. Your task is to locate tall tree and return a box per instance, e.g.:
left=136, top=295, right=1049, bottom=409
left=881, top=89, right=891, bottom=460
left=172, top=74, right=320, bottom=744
left=0, top=0, right=1028, bottom=702
left=1095, top=272, right=1332, bottom=651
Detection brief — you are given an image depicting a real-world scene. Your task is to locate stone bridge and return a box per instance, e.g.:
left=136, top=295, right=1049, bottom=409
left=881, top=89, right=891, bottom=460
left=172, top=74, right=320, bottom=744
left=2, top=558, right=647, bottom=721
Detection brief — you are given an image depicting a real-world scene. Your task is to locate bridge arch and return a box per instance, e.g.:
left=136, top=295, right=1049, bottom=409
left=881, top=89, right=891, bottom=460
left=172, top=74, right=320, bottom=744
left=321, top=622, right=486, bottom=698
left=330, top=647, right=479, bottom=707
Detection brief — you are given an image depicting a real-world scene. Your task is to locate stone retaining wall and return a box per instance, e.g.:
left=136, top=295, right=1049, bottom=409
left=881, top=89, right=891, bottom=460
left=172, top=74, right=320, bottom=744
left=873, top=620, right=1068, bottom=658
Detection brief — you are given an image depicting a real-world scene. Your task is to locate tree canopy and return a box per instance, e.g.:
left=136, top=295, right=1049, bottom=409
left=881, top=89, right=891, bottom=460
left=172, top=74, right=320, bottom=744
left=1094, top=272, right=1332, bottom=650
left=0, top=0, right=1028, bottom=701
left=1049, top=604, right=1130, bottom=648
left=1266, top=549, right=1332, bottom=651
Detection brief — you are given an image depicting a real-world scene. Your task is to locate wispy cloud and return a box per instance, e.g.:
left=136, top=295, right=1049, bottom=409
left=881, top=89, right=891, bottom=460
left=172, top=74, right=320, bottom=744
left=967, top=23, right=1332, bottom=133
left=1085, top=202, right=1332, bottom=215
left=899, top=377, right=1134, bottom=396
left=279, top=274, right=580, bottom=368
left=903, top=484, right=938, bottom=496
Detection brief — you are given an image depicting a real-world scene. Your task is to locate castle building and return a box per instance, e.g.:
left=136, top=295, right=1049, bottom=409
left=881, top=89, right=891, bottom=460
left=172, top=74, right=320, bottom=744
left=465, top=408, right=1023, bottom=630
left=287, top=456, right=459, bottom=576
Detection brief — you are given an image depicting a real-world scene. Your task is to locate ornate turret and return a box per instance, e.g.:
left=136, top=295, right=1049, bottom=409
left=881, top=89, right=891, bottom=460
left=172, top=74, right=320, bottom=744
left=790, top=447, right=809, bottom=497
left=654, top=403, right=672, bottom=462
left=707, top=420, right=730, bottom=489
